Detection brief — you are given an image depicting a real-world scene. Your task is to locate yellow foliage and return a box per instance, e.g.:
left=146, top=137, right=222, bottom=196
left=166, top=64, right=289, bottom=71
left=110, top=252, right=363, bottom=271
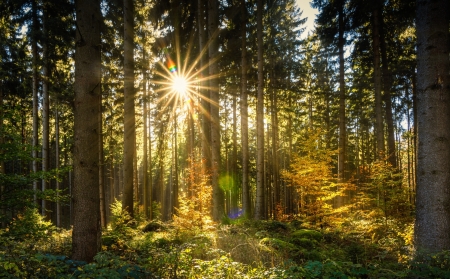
left=281, top=129, right=346, bottom=222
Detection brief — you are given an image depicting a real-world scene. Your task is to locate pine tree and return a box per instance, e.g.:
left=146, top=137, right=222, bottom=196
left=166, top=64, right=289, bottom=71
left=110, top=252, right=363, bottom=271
left=414, top=0, right=450, bottom=253
left=72, top=0, right=102, bottom=262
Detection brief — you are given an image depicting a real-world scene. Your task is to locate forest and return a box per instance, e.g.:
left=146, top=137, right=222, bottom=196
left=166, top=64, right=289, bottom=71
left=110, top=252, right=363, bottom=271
left=0, top=0, right=449, bottom=277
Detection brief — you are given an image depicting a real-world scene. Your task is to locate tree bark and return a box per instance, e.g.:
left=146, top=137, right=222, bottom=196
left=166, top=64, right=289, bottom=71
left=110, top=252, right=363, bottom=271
left=41, top=2, right=50, bottom=217
left=337, top=0, right=346, bottom=183
left=414, top=0, right=450, bottom=253
left=209, top=0, right=224, bottom=221
left=143, top=46, right=149, bottom=218
left=72, top=0, right=102, bottom=262
left=31, top=0, right=39, bottom=205
left=372, top=2, right=385, bottom=160
left=379, top=5, right=396, bottom=167
left=198, top=0, right=211, bottom=174
left=123, top=0, right=136, bottom=217
left=240, top=0, right=251, bottom=218
left=255, top=0, right=265, bottom=220
left=55, top=106, right=61, bottom=227
left=99, top=97, right=106, bottom=228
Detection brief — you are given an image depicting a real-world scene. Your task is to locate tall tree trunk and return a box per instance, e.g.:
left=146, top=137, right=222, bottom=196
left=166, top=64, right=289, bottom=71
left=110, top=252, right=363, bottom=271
left=41, top=3, right=50, bottom=217
left=255, top=0, right=265, bottom=220
left=0, top=83, right=5, bottom=228
left=32, top=0, right=39, bottom=205
left=198, top=0, right=211, bottom=174
left=415, top=0, right=450, bottom=253
left=337, top=1, right=346, bottom=182
left=99, top=97, right=106, bottom=228
left=271, top=78, right=280, bottom=218
left=72, top=0, right=102, bottom=262
left=240, top=0, right=251, bottom=218
left=372, top=2, right=385, bottom=160
left=209, top=0, right=224, bottom=221
left=379, top=5, right=396, bottom=167
left=173, top=114, right=179, bottom=215
left=232, top=89, right=238, bottom=217
left=143, top=47, right=149, bottom=218
left=148, top=111, right=153, bottom=220
left=55, top=106, right=61, bottom=227
left=123, top=0, right=136, bottom=217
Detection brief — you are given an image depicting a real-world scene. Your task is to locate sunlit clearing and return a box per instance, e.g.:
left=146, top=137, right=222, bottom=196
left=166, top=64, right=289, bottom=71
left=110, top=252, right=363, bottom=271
left=172, top=75, right=188, bottom=96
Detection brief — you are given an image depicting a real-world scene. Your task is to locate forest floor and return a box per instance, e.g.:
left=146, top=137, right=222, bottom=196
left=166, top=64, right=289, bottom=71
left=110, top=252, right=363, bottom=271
left=0, top=206, right=449, bottom=278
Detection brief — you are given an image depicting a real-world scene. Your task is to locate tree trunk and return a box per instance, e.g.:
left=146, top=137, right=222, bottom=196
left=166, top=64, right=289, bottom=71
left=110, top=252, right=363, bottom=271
left=72, top=0, right=102, bottom=262
left=240, top=0, right=251, bottom=218
left=173, top=114, right=179, bottom=215
left=415, top=0, right=450, bottom=253
left=55, top=106, right=61, bottom=227
left=255, top=0, right=265, bottom=220
left=379, top=5, right=396, bottom=167
left=41, top=3, right=50, bottom=217
left=198, top=0, right=211, bottom=174
left=232, top=90, right=238, bottom=217
left=0, top=83, right=5, bottom=228
left=337, top=1, right=346, bottom=182
left=372, top=3, right=385, bottom=160
left=32, top=0, right=39, bottom=205
left=148, top=111, right=153, bottom=220
left=209, top=0, right=224, bottom=221
left=143, top=47, right=149, bottom=218
left=123, top=0, right=136, bottom=217
left=99, top=97, right=106, bottom=228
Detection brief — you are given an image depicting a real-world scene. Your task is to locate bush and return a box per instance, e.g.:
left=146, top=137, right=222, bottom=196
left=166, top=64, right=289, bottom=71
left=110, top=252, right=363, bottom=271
left=4, top=207, right=54, bottom=240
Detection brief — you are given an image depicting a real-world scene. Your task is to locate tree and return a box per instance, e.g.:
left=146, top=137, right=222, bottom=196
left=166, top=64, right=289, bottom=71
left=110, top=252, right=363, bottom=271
left=72, top=0, right=102, bottom=262
left=240, top=0, right=251, bottom=218
left=31, top=0, right=39, bottom=205
left=123, top=0, right=136, bottom=217
left=371, top=0, right=384, bottom=160
left=414, top=0, right=450, bottom=253
left=255, top=0, right=265, bottom=220
left=209, top=0, right=225, bottom=221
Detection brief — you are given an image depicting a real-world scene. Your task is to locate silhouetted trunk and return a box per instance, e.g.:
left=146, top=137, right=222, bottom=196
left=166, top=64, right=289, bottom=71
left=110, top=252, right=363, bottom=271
left=55, top=106, right=61, bottom=227
left=255, top=0, right=265, bottom=220
left=32, top=0, right=39, bottom=205
left=41, top=3, right=50, bottom=217
left=379, top=5, right=396, bottom=167
left=240, top=0, right=251, bottom=218
left=99, top=98, right=106, bottom=228
left=337, top=0, right=346, bottom=182
left=143, top=46, right=149, bottom=218
left=72, top=0, right=102, bottom=262
left=123, top=0, right=136, bottom=216
left=198, top=0, right=211, bottom=174
left=209, top=0, right=224, bottom=221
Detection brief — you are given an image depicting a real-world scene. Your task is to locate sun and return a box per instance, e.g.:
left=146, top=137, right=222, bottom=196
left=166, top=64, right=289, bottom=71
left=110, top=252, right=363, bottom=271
left=171, top=74, right=189, bottom=96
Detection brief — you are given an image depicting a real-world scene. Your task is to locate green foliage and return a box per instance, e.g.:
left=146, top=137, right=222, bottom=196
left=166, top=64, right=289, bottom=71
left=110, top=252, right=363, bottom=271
left=408, top=250, right=450, bottom=279
left=357, top=160, right=410, bottom=220
left=0, top=207, right=448, bottom=278
left=109, top=199, right=134, bottom=233
left=4, top=207, right=54, bottom=240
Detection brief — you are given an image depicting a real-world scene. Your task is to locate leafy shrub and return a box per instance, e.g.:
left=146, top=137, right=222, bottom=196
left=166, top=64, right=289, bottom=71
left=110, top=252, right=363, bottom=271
left=408, top=250, right=450, bottom=279
left=5, top=207, right=54, bottom=240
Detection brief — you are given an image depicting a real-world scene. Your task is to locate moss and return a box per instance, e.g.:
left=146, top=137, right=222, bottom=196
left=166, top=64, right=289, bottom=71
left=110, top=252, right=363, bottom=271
left=292, top=229, right=323, bottom=242
left=292, top=237, right=316, bottom=249
left=260, top=237, right=296, bottom=251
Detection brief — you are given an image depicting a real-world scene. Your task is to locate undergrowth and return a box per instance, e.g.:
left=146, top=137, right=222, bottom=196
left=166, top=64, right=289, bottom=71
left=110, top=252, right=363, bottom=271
left=0, top=204, right=449, bottom=278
